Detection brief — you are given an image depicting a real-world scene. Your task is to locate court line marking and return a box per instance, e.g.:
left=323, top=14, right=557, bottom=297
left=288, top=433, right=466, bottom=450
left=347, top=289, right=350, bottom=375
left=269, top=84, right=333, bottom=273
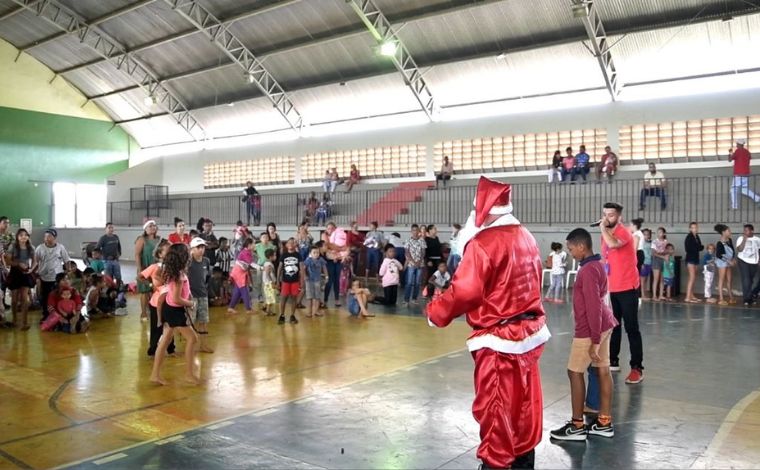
left=294, top=397, right=316, bottom=405
left=92, top=453, right=128, bottom=466
left=427, top=359, right=439, bottom=364
left=206, top=421, right=235, bottom=430
left=58, top=345, right=468, bottom=469
left=690, top=390, right=760, bottom=469
left=155, top=435, right=185, bottom=446
left=446, top=353, right=462, bottom=358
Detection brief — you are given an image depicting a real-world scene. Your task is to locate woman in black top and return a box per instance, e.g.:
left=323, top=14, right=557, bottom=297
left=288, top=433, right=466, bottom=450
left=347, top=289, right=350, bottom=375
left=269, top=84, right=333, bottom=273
left=424, top=224, right=442, bottom=293
left=684, top=222, right=704, bottom=303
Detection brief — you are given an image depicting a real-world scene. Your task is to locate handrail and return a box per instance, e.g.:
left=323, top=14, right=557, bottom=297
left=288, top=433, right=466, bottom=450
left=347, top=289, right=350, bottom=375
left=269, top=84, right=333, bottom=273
left=108, top=174, right=760, bottom=227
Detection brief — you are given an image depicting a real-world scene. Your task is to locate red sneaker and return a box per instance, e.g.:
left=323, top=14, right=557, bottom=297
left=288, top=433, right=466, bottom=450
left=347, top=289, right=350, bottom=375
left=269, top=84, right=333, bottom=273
left=625, top=368, right=644, bottom=384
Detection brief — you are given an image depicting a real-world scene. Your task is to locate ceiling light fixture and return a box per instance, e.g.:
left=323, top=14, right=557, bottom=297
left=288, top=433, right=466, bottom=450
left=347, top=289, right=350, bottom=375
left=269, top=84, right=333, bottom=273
left=246, top=72, right=255, bottom=84
left=379, top=40, right=397, bottom=57
left=143, top=95, right=156, bottom=106
left=497, top=52, right=508, bottom=59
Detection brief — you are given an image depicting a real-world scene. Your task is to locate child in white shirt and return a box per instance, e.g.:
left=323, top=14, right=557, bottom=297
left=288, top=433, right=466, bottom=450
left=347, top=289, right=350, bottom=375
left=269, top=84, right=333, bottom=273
left=427, top=262, right=451, bottom=299
left=546, top=242, right=567, bottom=303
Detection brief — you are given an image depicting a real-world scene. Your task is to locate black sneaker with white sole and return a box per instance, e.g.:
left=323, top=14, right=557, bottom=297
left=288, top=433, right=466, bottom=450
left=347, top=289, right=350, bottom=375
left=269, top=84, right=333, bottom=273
left=609, top=361, right=620, bottom=372
left=550, top=421, right=587, bottom=441
left=587, top=420, right=614, bottom=438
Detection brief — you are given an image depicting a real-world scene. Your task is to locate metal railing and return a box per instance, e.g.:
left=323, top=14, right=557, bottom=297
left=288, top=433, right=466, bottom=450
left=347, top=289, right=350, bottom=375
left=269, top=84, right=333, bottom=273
left=108, top=175, right=760, bottom=227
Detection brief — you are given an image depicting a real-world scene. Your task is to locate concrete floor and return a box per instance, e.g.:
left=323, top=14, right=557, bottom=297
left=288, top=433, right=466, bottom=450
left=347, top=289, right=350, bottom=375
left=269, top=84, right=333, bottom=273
left=2, top=281, right=760, bottom=469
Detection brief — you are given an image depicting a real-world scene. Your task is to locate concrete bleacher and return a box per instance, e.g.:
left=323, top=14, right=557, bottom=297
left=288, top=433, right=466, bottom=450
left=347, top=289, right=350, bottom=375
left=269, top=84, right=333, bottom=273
left=110, top=162, right=760, bottom=229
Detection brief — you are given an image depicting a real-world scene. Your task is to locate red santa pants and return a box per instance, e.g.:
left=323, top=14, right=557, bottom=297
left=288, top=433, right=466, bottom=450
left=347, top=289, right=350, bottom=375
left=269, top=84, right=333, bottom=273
left=471, top=345, right=544, bottom=468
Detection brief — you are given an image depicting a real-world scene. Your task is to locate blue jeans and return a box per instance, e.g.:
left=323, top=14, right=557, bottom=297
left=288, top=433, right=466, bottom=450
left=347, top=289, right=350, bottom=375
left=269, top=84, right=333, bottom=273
left=404, top=266, right=422, bottom=302
left=366, top=248, right=381, bottom=275
left=639, top=187, right=667, bottom=210
left=324, top=259, right=341, bottom=303
left=586, top=366, right=600, bottom=410
left=572, top=166, right=589, bottom=181
left=447, top=254, right=461, bottom=276
left=105, top=260, right=122, bottom=282
left=247, top=202, right=261, bottom=225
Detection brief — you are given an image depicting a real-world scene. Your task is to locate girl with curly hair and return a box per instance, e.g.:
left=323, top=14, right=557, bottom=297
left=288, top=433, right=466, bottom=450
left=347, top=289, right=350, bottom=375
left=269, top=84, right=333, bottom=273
left=149, top=243, right=200, bottom=385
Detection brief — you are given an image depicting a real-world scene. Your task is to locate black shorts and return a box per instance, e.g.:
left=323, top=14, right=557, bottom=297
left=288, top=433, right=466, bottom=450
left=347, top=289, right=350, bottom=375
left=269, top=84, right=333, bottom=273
left=162, top=302, right=188, bottom=328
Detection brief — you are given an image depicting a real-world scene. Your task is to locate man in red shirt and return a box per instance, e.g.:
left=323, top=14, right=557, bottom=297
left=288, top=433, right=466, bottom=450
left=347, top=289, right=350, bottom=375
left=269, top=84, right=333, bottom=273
left=599, top=202, right=644, bottom=384
left=729, top=138, right=760, bottom=210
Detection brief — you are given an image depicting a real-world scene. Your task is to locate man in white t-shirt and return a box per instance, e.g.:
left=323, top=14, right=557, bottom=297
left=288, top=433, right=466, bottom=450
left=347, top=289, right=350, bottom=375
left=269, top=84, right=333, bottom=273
left=639, top=163, right=667, bottom=211
left=736, top=224, right=760, bottom=306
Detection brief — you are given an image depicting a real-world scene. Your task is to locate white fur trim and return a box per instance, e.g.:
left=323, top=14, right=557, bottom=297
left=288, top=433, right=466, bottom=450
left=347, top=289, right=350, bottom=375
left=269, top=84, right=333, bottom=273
left=428, top=318, right=437, bottom=328
left=466, top=324, right=551, bottom=354
left=488, top=204, right=512, bottom=215
left=143, top=220, right=157, bottom=230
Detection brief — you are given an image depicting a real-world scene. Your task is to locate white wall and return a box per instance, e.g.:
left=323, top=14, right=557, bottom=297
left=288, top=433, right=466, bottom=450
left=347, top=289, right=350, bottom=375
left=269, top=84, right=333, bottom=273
left=113, top=88, right=760, bottom=198
left=107, top=157, right=164, bottom=201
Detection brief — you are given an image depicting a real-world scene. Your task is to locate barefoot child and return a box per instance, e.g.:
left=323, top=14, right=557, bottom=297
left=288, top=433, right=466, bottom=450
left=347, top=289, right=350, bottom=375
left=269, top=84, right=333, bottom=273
left=551, top=228, right=617, bottom=441
left=662, top=243, right=676, bottom=301
left=228, top=238, right=256, bottom=315
left=262, top=249, right=277, bottom=315
left=277, top=239, right=303, bottom=325
left=138, top=240, right=175, bottom=357
left=189, top=238, right=214, bottom=353
left=703, top=244, right=716, bottom=303
left=208, top=268, right=230, bottom=307
left=348, top=279, right=374, bottom=317
left=57, top=288, right=82, bottom=333
left=150, top=244, right=200, bottom=386
left=303, top=246, right=327, bottom=317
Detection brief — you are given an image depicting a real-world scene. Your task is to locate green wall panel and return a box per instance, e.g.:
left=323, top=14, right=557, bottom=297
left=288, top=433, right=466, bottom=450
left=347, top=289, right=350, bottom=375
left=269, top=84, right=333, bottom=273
left=0, top=106, right=132, bottom=227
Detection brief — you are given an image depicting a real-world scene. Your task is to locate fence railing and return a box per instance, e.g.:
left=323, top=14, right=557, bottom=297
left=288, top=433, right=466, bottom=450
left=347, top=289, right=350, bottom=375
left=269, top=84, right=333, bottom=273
left=108, top=175, right=760, bottom=227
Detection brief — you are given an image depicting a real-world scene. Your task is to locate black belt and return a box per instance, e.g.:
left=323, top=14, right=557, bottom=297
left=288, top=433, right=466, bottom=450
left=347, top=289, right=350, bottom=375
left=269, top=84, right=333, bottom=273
left=473, top=313, right=538, bottom=330
left=499, top=313, right=537, bottom=325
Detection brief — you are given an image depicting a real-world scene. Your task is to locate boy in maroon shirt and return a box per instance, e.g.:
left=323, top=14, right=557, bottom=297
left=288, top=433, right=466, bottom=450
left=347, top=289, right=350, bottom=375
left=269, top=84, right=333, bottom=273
left=551, top=228, right=618, bottom=441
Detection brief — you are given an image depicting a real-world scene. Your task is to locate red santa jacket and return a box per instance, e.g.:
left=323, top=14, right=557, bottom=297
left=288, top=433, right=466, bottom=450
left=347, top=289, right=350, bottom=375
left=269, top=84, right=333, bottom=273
left=427, top=224, right=550, bottom=354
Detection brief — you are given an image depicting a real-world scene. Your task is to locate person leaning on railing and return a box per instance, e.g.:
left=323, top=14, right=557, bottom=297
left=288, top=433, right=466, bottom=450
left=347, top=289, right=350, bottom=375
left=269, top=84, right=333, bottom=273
left=728, top=138, right=760, bottom=210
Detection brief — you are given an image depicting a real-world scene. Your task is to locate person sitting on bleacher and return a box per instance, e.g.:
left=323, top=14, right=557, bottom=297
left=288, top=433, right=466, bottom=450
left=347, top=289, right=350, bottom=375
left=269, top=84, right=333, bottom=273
left=573, top=145, right=591, bottom=183
left=597, top=146, right=619, bottom=182
left=345, top=164, right=361, bottom=192
left=436, top=156, right=454, bottom=189
left=639, top=163, right=667, bottom=211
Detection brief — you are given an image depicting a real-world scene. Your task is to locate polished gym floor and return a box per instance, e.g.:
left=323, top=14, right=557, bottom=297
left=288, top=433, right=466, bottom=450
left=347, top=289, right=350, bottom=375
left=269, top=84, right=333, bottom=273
left=1, top=283, right=759, bottom=469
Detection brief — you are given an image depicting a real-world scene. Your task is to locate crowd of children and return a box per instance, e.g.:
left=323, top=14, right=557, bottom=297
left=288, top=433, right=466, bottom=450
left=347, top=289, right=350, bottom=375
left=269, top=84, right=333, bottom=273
left=544, top=220, right=746, bottom=304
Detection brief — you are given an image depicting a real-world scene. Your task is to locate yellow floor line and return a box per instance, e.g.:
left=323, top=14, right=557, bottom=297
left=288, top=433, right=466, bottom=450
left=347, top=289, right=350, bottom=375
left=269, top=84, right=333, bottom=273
left=690, top=390, right=760, bottom=469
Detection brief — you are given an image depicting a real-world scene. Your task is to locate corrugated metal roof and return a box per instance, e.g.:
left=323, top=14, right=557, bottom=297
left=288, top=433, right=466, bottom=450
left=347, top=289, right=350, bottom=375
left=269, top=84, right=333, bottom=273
left=94, top=1, right=194, bottom=48
left=1, top=0, right=759, bottom=147
left=228, top=0, right=356, bottom=53
left=425, top=42, right=604, bottom=106
left=613, top=13, right=760, bottom=84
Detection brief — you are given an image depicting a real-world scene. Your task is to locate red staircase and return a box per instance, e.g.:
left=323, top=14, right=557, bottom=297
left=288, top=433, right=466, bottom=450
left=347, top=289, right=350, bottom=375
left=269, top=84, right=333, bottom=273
left=356, top=181, right=432, bottom=226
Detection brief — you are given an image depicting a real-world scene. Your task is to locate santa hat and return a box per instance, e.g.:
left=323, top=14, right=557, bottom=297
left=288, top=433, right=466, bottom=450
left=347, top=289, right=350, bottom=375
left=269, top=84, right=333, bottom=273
left=474, top=176, right=512, bottom=227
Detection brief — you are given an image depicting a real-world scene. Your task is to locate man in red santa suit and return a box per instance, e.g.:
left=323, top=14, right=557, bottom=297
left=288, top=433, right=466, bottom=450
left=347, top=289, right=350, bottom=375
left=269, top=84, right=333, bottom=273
left=427, top=176, right=550, bottom=470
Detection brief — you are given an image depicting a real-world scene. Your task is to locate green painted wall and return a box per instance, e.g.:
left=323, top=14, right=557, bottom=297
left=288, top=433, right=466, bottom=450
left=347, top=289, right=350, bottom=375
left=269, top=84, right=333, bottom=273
left=0, top=106, right=133, bottom=227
